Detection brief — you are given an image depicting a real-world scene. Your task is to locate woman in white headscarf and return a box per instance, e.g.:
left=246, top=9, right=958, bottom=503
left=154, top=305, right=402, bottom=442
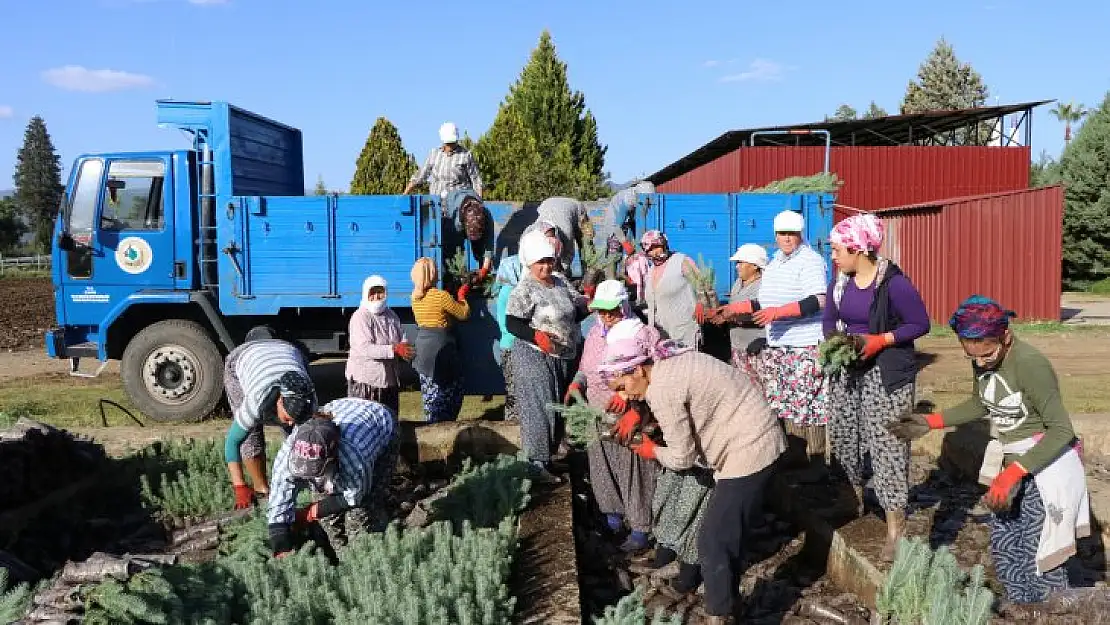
left=346, top=275, right=410, bottom=415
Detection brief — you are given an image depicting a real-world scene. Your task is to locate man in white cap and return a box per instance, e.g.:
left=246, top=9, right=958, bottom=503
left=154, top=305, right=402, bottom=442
left=403, top=122, right=483, bottom=199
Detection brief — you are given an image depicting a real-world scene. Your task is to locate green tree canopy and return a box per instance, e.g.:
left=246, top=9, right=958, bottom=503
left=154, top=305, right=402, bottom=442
left=828, top=104, right=858, bottom=121
left=475, top=30, right=608, bottom=201
left=313, top=174, right=328, bottom=195
left=13, top=116, right=63, bottom=252
left=0, top=197, right=27, bottom=253
left=862, top=101, right=889, bottom=119
left=1059, top=92, right=1110, bottom=289
left=350, top=117, right=417, bottom=195
left=901, top=38, right=990, bottom=145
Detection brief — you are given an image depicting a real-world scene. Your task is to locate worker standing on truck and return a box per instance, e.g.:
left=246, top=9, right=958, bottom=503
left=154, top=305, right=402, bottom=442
left=267, top=397, right=397, bottom=556
left=600, top=333, right=786, bottom=625
left=223, top=339, right=318, bottom=509
left=532, top=197, right=595, bottom=275
left=410, top=257, right=473, bottom=423
left=402, top=122, right=483, bottom=199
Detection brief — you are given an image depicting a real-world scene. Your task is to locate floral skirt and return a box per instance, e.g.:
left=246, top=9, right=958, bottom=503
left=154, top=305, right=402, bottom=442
left=730, top=348, right=764, bottom=392
left=756, top=345, right=829, bottom=427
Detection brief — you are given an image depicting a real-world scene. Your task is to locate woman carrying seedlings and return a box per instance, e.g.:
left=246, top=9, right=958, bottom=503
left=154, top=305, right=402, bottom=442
left=566, top=280, right=660, bottom=552
left=346, top=275, right=411, bottom=415
left=410, top=257, right=473, bottom=423
left=888, top=296, right=1090, bottom=606
left=494, top=255, right=524, bottom=422
left=820, top=213, right=930, bottom=561
left=639, top=230, right=705, bottom=348
left=600, top=334, right=786, bottom=624
left=506, top=229, right=589, bottom=484
left=711, top=243, right=769, bottom=385
left=748, top=210, right=830, bottom=472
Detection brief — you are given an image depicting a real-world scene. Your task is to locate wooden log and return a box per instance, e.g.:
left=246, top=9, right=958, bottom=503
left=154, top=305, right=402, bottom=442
left=170, top=534, right=220, bottom=553
left=60, top=552, right=129, bottom=584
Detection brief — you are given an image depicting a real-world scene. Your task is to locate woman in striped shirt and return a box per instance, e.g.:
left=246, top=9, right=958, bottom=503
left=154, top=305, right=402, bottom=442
left=410, top=257, right=473, bottom=423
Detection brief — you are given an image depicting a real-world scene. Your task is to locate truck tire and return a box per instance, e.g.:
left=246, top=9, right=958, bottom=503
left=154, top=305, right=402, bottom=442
left=121, top=319, right=225, bottom=423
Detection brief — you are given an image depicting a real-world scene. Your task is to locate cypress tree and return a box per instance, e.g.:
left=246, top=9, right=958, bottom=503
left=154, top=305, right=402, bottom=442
left=901, top=38, right=990, bottom=145
left=1059, top=92, right=1110, bottom=289
left=313, top=174, right=327, bottom=195
left=350, top=117, right=417, bottom=195
left=13, top=116, right=63, bottom=253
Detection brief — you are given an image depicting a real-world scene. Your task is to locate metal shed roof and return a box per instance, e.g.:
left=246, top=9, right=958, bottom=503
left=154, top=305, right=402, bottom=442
left=648, top=100, right=1053, bottom=185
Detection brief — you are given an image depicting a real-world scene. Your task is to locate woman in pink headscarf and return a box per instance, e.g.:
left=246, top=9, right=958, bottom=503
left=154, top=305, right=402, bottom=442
left=821, top=213, right=930, bottom=562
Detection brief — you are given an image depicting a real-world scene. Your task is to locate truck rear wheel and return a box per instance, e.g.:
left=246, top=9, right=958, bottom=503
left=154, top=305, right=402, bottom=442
left=121, top=319, right=225, bottom=423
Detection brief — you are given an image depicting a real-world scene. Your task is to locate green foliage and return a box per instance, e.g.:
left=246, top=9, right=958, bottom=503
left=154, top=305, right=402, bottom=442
left=876, top=537, right=992, bottom=625
left=1030, top=150, right=1063, bottom=188
left=430, top=454, right=533, bottom=529
left=593, top=587, right=682, bottom=624
left=828, top=102, right=888, bottom=122
left=689, top=253, right=716, bottom=294
left=753, top=172, right=842, bottom=194
left=444, top=248, right=469, bottom=286
left=0, top=196, right=28, bottom=254
left=901, top=38, right=991, bottom=146
left=817, top=331, right=861, bottom=377
left=13, top=116, right=64, bottom=253
left=474, top=30, right=608, bottom=201
left=313, top=174, right=328, bottom=196
left=1060, top=91, right=1110, bottom=290
left=351, top=117, right=418, bottom=195
left=0, top=568, right=34, bottom=624
left=1089, top=277, right=1110, bottom=294
left=548, top=390, right=608, bottom=445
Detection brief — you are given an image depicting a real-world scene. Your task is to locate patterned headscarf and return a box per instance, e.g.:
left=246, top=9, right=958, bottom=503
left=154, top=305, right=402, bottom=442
left=949, top=295, right=1016, bottom=339
left=410, top=257, right=437, bottom=301
left=829, top=213, right=885, bottom=253
left=597, top=319, right=691, bottom=380
left=639, top=230, right=668, bottom=252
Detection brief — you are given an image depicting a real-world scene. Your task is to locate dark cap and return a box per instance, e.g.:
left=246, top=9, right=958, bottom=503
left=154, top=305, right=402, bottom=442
left=288, top=417, right=340, bottom=479
left=276, top=371, right=316, bottom=425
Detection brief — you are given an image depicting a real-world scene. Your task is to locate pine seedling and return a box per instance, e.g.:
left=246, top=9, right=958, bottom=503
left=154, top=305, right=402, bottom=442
left=753, top=172, right=842, bottom=194
left=0, top=568, right=33, bottom=624
left=548, top=389, right=609, bottom=445
left=818, top=332, right=861, bottom=378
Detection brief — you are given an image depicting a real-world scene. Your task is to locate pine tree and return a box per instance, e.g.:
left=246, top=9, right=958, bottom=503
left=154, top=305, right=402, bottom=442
left=475, top=30, right=608, bottom=200
left=314, top=174, right=328, bottom=195
left=862, top=101, right=889, bottom=119
left=13, top=116, right=63, bottom=253
left=901, top=38, right=990, bottom=145
left=1059, top=91, right=1110, bottom=289
left=350, top=117, right=417, bottom=195
left=828, top=104, right=858, bottom=121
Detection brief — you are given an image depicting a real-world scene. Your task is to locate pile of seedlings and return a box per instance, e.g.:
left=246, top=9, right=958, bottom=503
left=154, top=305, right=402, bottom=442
left=752, top=173, right=843, bottom=194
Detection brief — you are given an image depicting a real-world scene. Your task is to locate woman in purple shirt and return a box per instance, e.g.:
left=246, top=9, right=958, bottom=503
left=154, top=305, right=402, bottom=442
left=822, top=213, right=930, bottom=562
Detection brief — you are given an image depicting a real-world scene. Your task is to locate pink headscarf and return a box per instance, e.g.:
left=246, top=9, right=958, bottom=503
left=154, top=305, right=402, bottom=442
left=639, top=230, right=668, bottom=252
left=624, top=253, right=650, bottom=291
left=829, top=213, right=884, bottom=253
left=597, top=319, right=691, bottom=379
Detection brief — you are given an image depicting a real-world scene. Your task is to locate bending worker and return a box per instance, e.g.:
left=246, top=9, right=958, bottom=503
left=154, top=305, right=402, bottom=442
left=223, top=338, right=318, bottom=509
left=268, top=397, right=398, bottom=556
left=403, top=122, right=483, bottom=199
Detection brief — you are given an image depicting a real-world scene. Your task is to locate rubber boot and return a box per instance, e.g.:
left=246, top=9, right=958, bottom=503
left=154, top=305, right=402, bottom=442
left=882, top=509, right=906, bottom=562
left=243, top=455, right=270, bottom=496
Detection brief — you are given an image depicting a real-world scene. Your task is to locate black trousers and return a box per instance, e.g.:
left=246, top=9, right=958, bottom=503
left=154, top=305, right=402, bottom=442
left=697, top=463, right=774, bottom=616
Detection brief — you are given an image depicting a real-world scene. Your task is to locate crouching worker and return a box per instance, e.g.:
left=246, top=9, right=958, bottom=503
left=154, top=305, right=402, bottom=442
left=600, top=334, right=786, bottom=624
left=224, top=339, right=317, bottom=509
left=887, top=296, right=1090, bottom=607
left=268, top=397, right=398, bottom=556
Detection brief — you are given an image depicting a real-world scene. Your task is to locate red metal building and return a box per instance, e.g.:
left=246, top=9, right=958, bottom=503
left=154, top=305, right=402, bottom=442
left=648, top=102, right=1048, bottom=222
left=874, top=186, right=1064, bottom=322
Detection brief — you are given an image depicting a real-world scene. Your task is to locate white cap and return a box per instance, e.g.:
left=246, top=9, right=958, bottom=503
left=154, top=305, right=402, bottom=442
left=439, top=122, right=458, bottom=144
left=729, top=243, right=768, bottom=268
left=773, top=210, right=805, bottom=233
left=519, top=229, right=556, bottom=267
left=361, top=275, right=387, bottom=307
left=588, top=280, right=629, bottom=310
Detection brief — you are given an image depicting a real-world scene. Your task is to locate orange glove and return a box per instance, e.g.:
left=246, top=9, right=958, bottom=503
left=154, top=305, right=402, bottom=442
left=622, top=240, right=635, bottom=255
left=275, top=551, right=294, bottom=560
left=294, top=503, right=320, bottom=527
left=233, top=484, right=255, bottom=510
left=860, top=333, right=895, bottom=359
left=564, top=383, right=583, bottom=405
left=614, top=409, right=641, bottom=441
left=583, top=284, right=597, bottom=301
left=924, top=413, right=945, bottom=429
left=753, top=302, right=802, bottom=326
left=606, top=394, right=628, bottom=414
left=630, top=437, right=658, bottom=460
left=456, top=284, right=472, bottom=302
left=393, top=342, right=415, bottom=360
left=984, top=462, right=1028, bottom=512
left=726, top=300, right=755, bottom=316
left=534, top=331, right=555, bottom=354
left=694, top=303, right=708, bottom=324
left=475, top=265, right=491, bottom=283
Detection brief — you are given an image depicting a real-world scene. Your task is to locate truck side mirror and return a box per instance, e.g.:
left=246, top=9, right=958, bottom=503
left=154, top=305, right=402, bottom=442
left=57, top=233, right=75, bottom=251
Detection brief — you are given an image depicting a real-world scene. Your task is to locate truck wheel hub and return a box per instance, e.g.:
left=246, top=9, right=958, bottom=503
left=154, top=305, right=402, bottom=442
left=143, top=345, right=199, bottom=403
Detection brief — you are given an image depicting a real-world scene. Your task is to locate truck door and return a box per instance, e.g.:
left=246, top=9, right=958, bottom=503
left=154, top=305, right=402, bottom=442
left=57, top=157, right=176, bottom=331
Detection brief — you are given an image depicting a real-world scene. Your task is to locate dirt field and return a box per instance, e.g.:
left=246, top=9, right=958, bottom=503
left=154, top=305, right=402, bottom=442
left=0, top=277, right=54, bottom=351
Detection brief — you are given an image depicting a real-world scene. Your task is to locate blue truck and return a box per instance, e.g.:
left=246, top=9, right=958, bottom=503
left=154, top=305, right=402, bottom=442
left=46, top=100, right=835, bottom=423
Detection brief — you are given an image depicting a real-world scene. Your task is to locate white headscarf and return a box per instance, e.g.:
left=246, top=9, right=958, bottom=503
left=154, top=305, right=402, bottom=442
left=361, top=275, right=388, bottom=314
left=519, top=229, right=557, bottom=267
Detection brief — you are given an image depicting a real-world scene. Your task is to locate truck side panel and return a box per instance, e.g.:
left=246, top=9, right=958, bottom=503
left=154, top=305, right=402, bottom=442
left=227, top=106, right=305, bottom=197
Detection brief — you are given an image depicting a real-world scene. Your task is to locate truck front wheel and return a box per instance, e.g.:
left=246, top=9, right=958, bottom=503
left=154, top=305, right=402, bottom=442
left=121, top=319, right=225, bottom=423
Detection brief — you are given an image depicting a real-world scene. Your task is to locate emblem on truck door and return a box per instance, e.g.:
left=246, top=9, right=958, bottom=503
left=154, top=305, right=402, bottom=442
left=116, top=236, right=154, bottom=275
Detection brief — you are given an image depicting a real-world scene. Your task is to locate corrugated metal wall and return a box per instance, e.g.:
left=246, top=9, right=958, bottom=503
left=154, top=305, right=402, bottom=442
left=656, top=146, right=1031, bottom=222
left=877, top=186, right=1063, bottom=322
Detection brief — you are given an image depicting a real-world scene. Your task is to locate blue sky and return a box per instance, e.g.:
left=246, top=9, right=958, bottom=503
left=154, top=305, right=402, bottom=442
left=1, top=0, right=1107, bottom=191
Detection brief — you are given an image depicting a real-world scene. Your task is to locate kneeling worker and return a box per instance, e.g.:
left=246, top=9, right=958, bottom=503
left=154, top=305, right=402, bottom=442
left=224, top=338, right=318, bottom=509
left=267, top=397, right=398, bottom=557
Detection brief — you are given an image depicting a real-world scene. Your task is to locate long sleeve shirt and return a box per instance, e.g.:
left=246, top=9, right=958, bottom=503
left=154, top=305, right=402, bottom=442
left=821, top=273, right=930, bottom=343
left=758, top=245, right=828, bottom=347
left=645, top=351, right=786, bottom=479
left=410, top=148, right=483, bottom=198
left=224, top=339, right=314, bottom=462
left=345, top=306, right=404, bottom=388
left=267, top=398, right=396, bottom=526
left=941, top=339, right=1076, bottom=474
left=412, top=289, right=470, bottom=328
left=505, top=274, right=588, bottom=360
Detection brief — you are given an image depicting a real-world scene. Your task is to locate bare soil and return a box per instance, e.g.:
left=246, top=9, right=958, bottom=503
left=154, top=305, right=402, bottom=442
left=0, top=277, right=54, bottom=351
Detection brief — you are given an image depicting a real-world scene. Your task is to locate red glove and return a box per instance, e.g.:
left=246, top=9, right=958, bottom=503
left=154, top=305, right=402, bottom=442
left=726, top=300, right=754, bottom=316
left=694, top=303, right=708, bottom=324
left=606, top=394, right=628, bottom=414
left=563, top=383, right=583, bottom=405
left=924, top=413, right=945, bottom=429
left=753, top=302, right=802, bottom=326
left=534, top=331, right=555, bottom=354
left=630, top=437, right=658, bottom=460
left=583, top=284, right=597, bottom=301
left=393, top=342, right=415, bottom=360
left=456, top=284, right=472, bottom=302
left=275, top=551, right=294, bottom=559
left=614, top=408, right=641, bottom=441
left=984, top=462, right=1028, bottom=511
left=475, top=265, right=491, bottom=283
left=294, top=503, right=320, bottom=527
left=622, top=240, right=635, bottom=255
left=860, top=333, right=895, bottom=359
left=233, top=484, right=255, bottom=510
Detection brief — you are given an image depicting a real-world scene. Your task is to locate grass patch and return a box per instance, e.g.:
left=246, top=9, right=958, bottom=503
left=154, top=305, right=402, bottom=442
left=0, top=268, right=51, bottom=280
left=922, top=371, right=1110, bottom=414
left=927, top=322, right=1110, bottom=337
left=1087, top=279, right=1110, bottom=296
